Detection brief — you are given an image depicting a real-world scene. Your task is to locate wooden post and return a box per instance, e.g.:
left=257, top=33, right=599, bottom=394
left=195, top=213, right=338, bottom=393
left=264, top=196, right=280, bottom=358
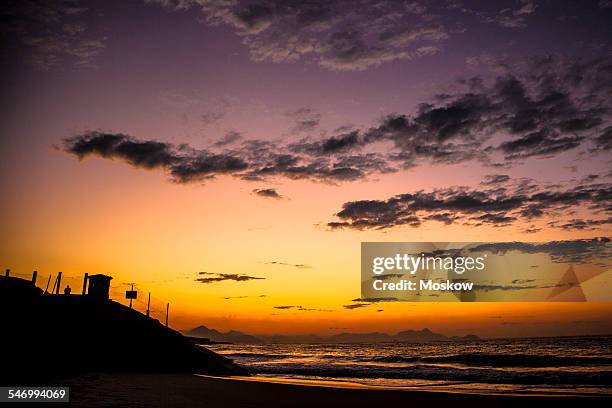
left=165, top=303, right=169, bottom=327
left=129, top=284, right=134, bottom=309
left=31, top=270, right=38, bottom=285
left=5, top=269, right=9, bottom=277
left=55, top=272, right=62, bottom=295
left=82, top=273, right=88, bottom=295
left=45, top=274, right=52, bottom=294
left=146, top=292, right=151, bottom=317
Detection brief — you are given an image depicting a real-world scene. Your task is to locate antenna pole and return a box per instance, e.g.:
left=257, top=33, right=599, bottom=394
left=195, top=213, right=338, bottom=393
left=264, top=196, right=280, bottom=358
left=165, top=303, right=169, bottom=327
left=45, top=274, right=52, bottom=294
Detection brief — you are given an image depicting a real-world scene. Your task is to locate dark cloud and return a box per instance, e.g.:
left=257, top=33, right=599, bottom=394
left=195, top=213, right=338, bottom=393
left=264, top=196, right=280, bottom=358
left=551, top=218, right=612, bottom=231
left=289, top=131, right=362, bottom=155
left=328, top=180, right=612, bottom=230
left=63, top=132, right=178, bottom=168
left=284, top=56, right=610, bottom=169
left=200, top=111, right=225, bottom=126
left=62, top=131, right=389, bottom=184
left=152, top=0, right=451, bottom=71
left=64, top=56, right=612, bottom=186
left=285, top=108, right=321, bottom=133
left=213, top=131, right=242, bottom=147
left=343, top=303, right=370, bottom=309
left=196, top=272, right=265, bottom=283
left=223, top=294, right=267, bottom=299
left=600, top=1, right=612, bottom=9
left=473, top=284, right=538, bottom=292
left=512, top=279, right=536, bottom=284
left=459, top=0, right=537, bottom=29
left=273, top=305, right=297, bottom=309
left=351, top=297, right=399, bottom=302
left=468, top=237, right=611, bottom=265
left=169, top=153, right=250, bottom=183
left=63, top=131, right=248, bottom=183
left=481, top=174, right=510, bottom=185
left=273, top=305, right=332, bottom=312
left=594, top=126, right=612, bottom=150
left=253, top=188, right=284, bottom=199
left=371, top=273, right=405, bottom=281
left=523, top=226, right=541, bottom=234
left=1, top=0, right=106, bottom=70
left=364, top=56, right=612, bottom=163
left=474, top=282, right=572, bottom=292
left=499, top=130, right=585, bottom=159
left=265, top=261, right=311, bottom=269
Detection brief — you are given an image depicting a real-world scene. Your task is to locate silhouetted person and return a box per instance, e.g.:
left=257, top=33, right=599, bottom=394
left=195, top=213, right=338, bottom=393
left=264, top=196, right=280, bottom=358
left=64, top=285, right=71, bottom=295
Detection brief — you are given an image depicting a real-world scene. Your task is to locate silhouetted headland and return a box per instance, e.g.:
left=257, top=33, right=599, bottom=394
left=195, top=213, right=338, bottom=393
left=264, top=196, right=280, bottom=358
left=1, top=274, right=246, bottom=382
left=184, top=324, right=480, bottom=344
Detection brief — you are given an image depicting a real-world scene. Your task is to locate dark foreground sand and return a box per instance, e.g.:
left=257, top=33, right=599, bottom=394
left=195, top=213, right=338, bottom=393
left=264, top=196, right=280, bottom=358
left=53, top=373, right=611, bottom=408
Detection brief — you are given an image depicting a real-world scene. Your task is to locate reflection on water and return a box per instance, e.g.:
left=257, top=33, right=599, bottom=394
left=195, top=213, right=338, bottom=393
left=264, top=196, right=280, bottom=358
left=207, top=335, right=612, bottom=396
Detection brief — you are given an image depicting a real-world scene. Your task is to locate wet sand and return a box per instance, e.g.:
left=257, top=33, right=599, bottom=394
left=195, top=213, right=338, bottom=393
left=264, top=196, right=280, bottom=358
left=59, top=373, right=610, bottom=407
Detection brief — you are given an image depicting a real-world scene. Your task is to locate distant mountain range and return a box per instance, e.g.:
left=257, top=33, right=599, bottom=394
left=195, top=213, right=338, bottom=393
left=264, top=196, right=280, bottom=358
left=183, top=325, right=480, bottom=344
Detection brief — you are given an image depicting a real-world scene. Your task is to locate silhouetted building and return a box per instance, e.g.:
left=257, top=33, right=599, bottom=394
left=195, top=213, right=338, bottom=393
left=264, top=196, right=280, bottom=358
left=87, top=274, right=112, bottom=301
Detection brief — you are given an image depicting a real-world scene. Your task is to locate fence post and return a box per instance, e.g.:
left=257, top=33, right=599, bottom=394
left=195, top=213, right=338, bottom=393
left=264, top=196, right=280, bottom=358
left=82, top=273, right=88, bottom=295
left=32, top=270, right=38, bottom=285
left=146, top=292, right=151, bottom=317
left=5, top=269, right=9, bottom=277
left=45, top=275, right=52, bottom=294
left=55, top=272, right=62, bottom=295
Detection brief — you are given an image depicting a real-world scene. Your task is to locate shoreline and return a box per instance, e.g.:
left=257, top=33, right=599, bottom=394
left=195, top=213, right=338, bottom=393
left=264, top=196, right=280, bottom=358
left=197, top=374, right=611, bottom=398
left=60, top=373, right=611, bottom=407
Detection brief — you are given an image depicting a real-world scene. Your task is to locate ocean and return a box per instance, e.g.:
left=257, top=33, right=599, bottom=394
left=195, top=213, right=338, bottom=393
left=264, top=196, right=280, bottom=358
left=207, top=335, right=612, bottom=396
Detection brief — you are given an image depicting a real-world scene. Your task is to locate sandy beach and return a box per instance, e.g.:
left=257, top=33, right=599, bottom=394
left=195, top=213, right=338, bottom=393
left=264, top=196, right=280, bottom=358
left=58, top=373, right=610, bottom=407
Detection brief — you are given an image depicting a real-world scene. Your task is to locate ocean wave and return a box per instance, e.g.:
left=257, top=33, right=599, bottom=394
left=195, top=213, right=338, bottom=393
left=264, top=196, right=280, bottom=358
left=246, top=362, right=612, bottom=385
left=370, top=353, right=612, bottom=367
left=221, top=352, right=291, bottom=360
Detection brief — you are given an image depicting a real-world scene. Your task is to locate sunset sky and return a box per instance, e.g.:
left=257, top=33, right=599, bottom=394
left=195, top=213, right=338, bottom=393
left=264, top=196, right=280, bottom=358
left=1, top=0, right=611, bottom=338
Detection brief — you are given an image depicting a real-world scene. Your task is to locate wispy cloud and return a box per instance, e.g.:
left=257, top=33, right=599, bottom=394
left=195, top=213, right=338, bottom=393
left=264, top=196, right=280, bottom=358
left=273, top=305, right=332, bottom=312
left=253, top=188, right=286, bottom=200
left=152, top=0, right=453, bottom=71
left=285, top=107, right=321, bottom=133
left=351, top=297, right=400, bottom=302
left=223, top=294, right=267, bottom=300
left=343, top=303, right=370, bottom=309
left=265, top=261, right=312, bottom=269
left=196, top=272, right=265, bottom=284
left=1, top=0, right=106, bottom=69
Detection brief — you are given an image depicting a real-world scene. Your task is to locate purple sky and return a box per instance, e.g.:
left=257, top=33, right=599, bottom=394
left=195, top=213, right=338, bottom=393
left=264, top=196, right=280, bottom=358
left=2, top=0, right=611, bottom=233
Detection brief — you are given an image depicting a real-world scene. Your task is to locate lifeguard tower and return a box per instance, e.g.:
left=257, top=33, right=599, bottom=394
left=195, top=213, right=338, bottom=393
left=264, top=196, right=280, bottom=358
left=87, top=274, right=112, bottom=301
